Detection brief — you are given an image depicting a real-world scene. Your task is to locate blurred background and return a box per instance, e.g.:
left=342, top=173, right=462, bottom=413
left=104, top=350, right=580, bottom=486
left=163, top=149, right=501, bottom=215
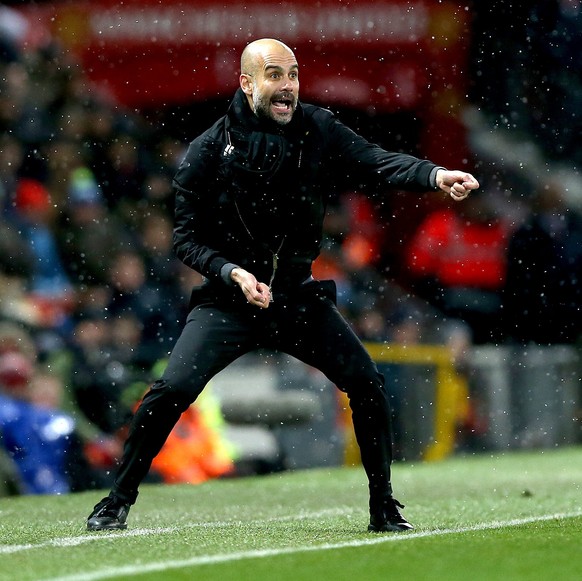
left=1, top=0, right=581, bottom=497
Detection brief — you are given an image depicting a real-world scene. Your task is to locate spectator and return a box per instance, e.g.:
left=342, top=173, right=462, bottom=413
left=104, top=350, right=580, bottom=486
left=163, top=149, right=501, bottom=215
left=0, top=133, right=24, bottom=207
left=27, top=370, right=106, bottom=492
left=106, top=249, right=182, bottom=361
left=504, top=179, right=582, bottom=344
left=0, top=350, right=92, bottom=494
left=150, top=396, right=235, bottom=485
left=140, top=171, right=175, bottom=215
left=12, top=178, right=72, bottom=299
left=138, top=210, right=183, bottom=292
left=98, top=133, right=149, bottom=217
left=0, top=321, right=37, bottom=361
left=1, top=6, right=580, bottom=495
left=56, top=163, right=134, bottom=286
left=0, top=6, right=27, bottom=67
left=0, top=213, right=32, bottom=281
left=405, top=191, right=512, bottom=343
left=3, top=178, right=73, bottom=336
left=0, top=57, right=30, bottom=140
left=68, top=311, right=131, bottom=435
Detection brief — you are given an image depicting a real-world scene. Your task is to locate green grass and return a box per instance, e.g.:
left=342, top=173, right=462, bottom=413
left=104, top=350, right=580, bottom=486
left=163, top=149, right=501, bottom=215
left=1, top=447, right=582, bottom=581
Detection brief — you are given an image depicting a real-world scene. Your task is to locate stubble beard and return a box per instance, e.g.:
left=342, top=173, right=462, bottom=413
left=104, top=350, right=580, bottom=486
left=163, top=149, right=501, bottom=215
left=252, top=91, right=295, bottom=126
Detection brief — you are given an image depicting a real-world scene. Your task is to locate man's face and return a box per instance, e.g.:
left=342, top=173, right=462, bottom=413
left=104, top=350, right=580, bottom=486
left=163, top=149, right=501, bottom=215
left=243, top=50, right=299, bottom=125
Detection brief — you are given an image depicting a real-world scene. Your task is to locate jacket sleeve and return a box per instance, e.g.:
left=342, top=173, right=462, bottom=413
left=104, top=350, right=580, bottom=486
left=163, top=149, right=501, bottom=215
left=323, top=111, right=441, bottom=192
left=172, top=135, right=231, bottom=282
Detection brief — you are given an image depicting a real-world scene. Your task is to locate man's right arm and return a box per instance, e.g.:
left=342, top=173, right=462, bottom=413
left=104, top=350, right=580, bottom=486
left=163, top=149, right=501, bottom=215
left=172, top=136, right=272, bottom=304
left=172, top=136, right=232, bottom=282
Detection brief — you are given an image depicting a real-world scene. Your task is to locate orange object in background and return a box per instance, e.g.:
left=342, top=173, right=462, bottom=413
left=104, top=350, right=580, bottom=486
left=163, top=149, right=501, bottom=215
left=151, top=403, right=234, bottom=485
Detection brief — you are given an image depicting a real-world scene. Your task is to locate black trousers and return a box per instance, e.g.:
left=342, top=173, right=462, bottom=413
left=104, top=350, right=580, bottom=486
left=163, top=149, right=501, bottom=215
left=112, top=281, right=395, bottom=509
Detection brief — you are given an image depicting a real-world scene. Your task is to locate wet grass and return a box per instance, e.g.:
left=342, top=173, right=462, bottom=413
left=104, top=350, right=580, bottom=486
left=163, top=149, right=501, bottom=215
left=1, top=447, right=581, bottom=580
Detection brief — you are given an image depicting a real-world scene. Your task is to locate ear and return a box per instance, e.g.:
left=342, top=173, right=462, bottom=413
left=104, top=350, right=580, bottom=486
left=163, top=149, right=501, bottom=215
left=240, top=74, right=253, bottom=96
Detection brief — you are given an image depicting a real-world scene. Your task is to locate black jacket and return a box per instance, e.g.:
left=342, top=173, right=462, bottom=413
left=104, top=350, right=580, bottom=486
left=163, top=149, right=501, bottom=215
left=173, top=88, right=440, bottom=297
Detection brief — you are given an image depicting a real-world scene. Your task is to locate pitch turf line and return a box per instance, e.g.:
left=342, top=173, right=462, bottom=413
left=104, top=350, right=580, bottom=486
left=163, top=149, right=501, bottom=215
left=0, top=508, right=350, bottom=555
left=34, top=510, right=582, bottom=581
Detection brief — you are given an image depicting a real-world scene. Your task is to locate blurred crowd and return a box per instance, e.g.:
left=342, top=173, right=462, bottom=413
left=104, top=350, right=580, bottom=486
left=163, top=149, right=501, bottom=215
left=1, top=2, right=582, bottom=496
left=470, top=1, right=582, bottom=165
left=0, top=10, right=228, bottom=495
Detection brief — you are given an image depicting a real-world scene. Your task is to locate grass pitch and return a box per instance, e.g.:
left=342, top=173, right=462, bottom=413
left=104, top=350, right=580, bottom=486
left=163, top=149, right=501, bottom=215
left=1, top=447, right=581, bottom=581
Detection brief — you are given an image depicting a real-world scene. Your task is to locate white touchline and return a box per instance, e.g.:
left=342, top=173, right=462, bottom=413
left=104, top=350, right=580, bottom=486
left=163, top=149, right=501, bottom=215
left=15, top=510, right=582, bottom=581
left=0, top=508, right=348, bottom=555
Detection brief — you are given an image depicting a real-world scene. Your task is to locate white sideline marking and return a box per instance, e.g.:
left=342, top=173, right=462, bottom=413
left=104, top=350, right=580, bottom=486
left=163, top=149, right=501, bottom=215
left=0, top=508, right=347, bottom=555
left=16, top=511, right=582, bottom=581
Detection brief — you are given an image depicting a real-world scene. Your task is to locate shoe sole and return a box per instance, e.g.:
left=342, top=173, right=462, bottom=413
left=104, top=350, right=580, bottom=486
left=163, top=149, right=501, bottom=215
left=87, top=521, right=128, bottom=531
left=368, top=523, right=413, bottom=533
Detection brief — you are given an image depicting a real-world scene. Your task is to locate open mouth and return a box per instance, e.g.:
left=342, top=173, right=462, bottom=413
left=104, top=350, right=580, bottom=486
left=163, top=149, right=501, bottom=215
left=271, top=94, right=294, bottom=114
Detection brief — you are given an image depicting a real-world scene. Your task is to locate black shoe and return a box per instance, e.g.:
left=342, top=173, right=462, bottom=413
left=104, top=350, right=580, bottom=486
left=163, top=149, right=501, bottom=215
left=87, top=495, right=130, bottom=531
left=368, top=497, right=413, bottom=532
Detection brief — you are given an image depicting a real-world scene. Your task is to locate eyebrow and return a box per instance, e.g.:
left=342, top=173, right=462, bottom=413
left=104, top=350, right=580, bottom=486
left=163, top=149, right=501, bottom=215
left=264, top=64, right=299, bottom=73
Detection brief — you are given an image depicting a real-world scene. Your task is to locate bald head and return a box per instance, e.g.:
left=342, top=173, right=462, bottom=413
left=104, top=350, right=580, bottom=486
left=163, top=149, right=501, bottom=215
left=239, top=38, right=299, bottom=125
left=240, top=38, right=295, bottom=77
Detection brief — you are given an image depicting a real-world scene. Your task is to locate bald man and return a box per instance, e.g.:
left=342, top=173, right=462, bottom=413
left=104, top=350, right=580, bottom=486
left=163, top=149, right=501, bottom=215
left=87, top=38, right=479, bottom=533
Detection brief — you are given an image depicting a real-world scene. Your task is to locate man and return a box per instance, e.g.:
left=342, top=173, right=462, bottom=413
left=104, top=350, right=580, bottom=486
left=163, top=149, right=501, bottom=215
left=406, top=189, right=510, bottom=344
left=504, top=179, right=582, bottom=344
left=87, top=38, right=479, bottom=533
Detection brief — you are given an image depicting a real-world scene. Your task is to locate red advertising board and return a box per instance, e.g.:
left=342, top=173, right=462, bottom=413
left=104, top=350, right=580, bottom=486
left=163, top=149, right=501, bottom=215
left=17, top=0, right=468, bottom=108
left=17, top=0, right=471, bottom=165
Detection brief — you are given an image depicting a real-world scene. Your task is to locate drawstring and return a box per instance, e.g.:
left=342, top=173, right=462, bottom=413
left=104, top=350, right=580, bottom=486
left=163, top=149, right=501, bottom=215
left=267, top=237, right=286, bottom=297
left=234, top=199, right=286, bottom=301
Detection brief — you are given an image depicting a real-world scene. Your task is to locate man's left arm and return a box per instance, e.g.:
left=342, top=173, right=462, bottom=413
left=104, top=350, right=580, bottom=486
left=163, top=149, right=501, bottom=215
left=325, top=113, right=480, bottom=197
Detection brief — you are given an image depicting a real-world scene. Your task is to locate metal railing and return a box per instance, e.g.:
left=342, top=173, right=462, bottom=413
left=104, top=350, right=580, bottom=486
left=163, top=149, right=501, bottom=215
left=364, top=342, right=469, bottom=461
left=360, top=342, right=581, bottom=462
